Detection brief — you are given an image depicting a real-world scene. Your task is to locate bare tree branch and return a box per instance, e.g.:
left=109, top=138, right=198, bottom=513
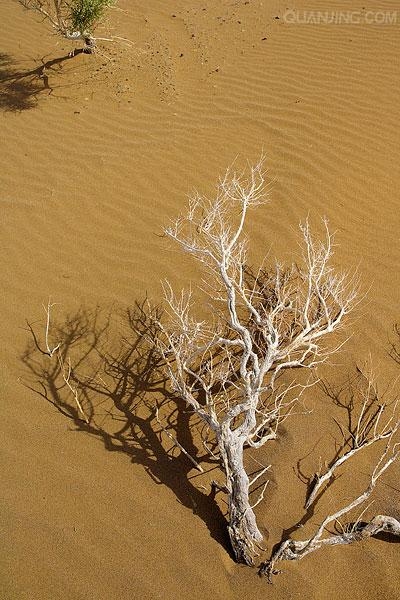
left=306, top=367, right=399, bottom=509
left=261, top=437, right=400, bottom=581
left=34, top=300, right=90, bottom=423
left=43, top=298, right=61, bottom=357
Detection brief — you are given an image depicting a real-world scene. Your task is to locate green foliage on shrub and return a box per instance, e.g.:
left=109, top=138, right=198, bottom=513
left=69, top=0, right=114, bottom=33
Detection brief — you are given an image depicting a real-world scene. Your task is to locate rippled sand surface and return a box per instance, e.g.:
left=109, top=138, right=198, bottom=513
left=1, top=1, right=399, bottom=598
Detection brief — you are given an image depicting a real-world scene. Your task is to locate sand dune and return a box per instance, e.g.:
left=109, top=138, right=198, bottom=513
left=1, top=1, right=400, bottom=598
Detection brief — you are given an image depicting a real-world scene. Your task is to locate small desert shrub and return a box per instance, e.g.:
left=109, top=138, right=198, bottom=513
left=19, top=0, right=116, bottom=50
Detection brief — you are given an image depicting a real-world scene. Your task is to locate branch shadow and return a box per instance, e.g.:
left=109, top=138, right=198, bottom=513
left=0, top=51, right=82, bottom=111
left=390, top=323, right=400, bottom=366
left=20, top=300, right=232, bottom=556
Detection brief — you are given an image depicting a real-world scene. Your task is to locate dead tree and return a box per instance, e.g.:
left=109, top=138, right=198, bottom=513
left=154, top=159, right=358, bottom=565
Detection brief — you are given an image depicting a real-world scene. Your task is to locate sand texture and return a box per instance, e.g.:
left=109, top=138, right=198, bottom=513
left=1, top=1, right=400, bottom=598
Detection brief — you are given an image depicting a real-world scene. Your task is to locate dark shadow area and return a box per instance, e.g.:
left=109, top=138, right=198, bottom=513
left=21, top=300, right=232, bottom=555
left=0, top=51, right=82, bottom=111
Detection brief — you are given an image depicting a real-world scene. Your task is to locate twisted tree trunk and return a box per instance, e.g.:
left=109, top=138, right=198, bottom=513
left=219, top=429, right=263, bottom=565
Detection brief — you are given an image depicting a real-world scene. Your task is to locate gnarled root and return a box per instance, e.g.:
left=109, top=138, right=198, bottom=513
left=83, top=36, right=96, bottom=54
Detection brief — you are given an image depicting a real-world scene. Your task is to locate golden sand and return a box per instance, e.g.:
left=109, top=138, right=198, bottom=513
left=1, top=1, right=399, bottom=598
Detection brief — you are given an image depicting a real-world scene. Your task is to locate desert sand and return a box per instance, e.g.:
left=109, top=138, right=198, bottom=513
left=1, top=1, right=400, bottom=598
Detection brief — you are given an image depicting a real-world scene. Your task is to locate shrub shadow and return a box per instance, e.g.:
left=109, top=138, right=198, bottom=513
left=20, top=300, right=232, bottom=555
left=0, top=51, right=82, bottom=111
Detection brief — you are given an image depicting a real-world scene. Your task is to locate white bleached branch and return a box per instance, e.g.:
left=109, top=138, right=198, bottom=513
left=43, top=299, right=61, bottom=357
left=261, top=437, right=400, bottom=581
left=306, top=368, right=399, bottom=509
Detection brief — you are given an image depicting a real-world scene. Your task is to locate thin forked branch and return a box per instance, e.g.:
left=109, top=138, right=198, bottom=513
left=306, top=367, right=399, bottom=509
left=261, top=435, right=400, bottom=581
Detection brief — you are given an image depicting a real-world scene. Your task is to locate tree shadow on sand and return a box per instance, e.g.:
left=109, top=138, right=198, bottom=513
left=0, top=51, right=83, bottom=111
left=20, top=300, right=232, bottom=555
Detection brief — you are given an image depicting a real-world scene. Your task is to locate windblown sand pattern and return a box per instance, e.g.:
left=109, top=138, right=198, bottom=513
left=1, top=1, right=399, bottom=598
